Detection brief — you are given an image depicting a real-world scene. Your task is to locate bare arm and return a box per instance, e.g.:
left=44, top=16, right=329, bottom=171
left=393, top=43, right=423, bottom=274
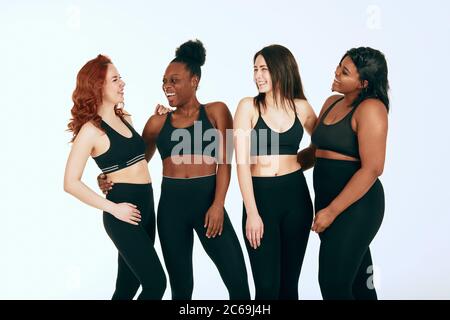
left=64, top=123, right=141, bottom=225
left=312, top=99, right=388, bottom=232
left=64, top=124, right=118, bottom=212
left=234, top=98, right=264, bottom=249
left=201, top=103, right=233, bottom=238
left=234, top=98, right=259, bottom=216
left=295, top=99, right=318, bottom=170
left=295, top=99, right=317, bottom=136
left=209, top=102, right=233, bottom=208
left=328, top=99, right=388, bottom=214
left=142, top=114, right=166, bottom=162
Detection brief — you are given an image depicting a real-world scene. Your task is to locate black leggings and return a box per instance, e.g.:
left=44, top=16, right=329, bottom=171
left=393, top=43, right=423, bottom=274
left=313, top=158, right=384, bottom=300
left=157, top=175, right=250, bottom=300
left=104, top=183, right=166, bottom=300
left=243, top=169, right=313, bottom=300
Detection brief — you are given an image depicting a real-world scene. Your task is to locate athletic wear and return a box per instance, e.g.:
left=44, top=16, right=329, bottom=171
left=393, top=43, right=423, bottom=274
left=243, top=169, right=313, bottom=300
left=104, top=183, right=167, bottom=300
left=313, top=158, right=384, bottom=300
left=93, top=117, right=146, bottom=174
left=251, top=110, right=303, bottom=156
left=156, top=105, right=218, bottom=160
left=157, top=175, right=250, bottom=300
left=311, top=97, right=360, bottom=159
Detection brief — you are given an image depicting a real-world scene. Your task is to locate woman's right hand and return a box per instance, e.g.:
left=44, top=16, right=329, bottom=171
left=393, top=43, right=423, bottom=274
left=111, top=203, right=142, bottom=225
left=97, top=173, right=113, bottom=194
left=246, top=213, right=264, bottom=249
left=154, top=104, right=174, bottom=115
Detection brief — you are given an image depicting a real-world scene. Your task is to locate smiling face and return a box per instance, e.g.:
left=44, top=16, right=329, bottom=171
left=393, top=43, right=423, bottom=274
left=253, top=54, right=273, bottom=94
left=332, top=56, right=367, bottom=94
left=102, top=64, right=125, bottom=105
left=162, top=62, right=198, bottom=107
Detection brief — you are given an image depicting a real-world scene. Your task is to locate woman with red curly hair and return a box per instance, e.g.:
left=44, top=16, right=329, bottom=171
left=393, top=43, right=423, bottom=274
left=63, top=55, right=166, bottom=300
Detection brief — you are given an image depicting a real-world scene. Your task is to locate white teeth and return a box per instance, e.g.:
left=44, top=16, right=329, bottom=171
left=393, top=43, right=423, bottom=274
left=334, top=78, right=340, bottom=83
left=166, top=93, right=175, bottom=97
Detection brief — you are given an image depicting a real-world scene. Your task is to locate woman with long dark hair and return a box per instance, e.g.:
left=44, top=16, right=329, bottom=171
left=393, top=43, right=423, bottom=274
left=310, top=47, right=389, bottom=299
left=234, top=45, right=317, bottom=299
left=64, top=55, right=166, bottom=299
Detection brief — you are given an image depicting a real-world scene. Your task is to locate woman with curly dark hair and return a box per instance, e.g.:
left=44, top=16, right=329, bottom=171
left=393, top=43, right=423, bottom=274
left=310, top=47, right=389, bottom=299
left=63, top=55, right=166, bottom=300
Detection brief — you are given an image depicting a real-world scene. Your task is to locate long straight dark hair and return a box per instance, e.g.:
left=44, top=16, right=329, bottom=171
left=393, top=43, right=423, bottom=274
left=343, top=47, right=390, bottom=111
left=253, top=45, right=306, bottom=113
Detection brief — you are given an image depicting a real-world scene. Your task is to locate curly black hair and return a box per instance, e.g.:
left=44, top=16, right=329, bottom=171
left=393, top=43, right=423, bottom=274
left=171, top=39, right=206, bottom=80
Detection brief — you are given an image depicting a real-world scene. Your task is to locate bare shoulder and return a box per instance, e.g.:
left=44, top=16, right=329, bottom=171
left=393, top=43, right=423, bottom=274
left=73, top=121, right=103, bottom=146
left=79, top=121, right=103, bottom=138
left=294, top=98, right=312, bottom=112
left=235, top=97, right=257, bottom=115
left=204, top=101, right=228, bottom=112
left=238, top=97, right=254, bottom=108
left=204, top=101, right=230, bottom=117
left=355, top=98, right=388, bottom=119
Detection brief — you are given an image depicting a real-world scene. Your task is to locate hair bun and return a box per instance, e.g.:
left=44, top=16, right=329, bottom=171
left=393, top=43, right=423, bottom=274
left=175, top=39, right=206, bottom=66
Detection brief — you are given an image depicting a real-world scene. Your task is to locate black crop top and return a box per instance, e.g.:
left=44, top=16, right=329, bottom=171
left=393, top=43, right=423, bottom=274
left=311, top=97, right=360, bottom=159
left=93, top=117, right=146, bottom=174
left=156, top=105, right=218, bottom=160
left=250, top=110, right=303, bottom=156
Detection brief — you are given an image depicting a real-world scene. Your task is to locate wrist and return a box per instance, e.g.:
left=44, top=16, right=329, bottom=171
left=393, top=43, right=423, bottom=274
left=246, top=210, right=260, bottom=218
left=327, top=204, right=340, bottom=218
left=105, top=201, right=117, bottom=215
left=212, top=199, right=224, bottom=208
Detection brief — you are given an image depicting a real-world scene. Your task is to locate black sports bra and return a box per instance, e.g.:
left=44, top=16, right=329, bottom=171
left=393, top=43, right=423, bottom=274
left=311, top=97, right=360, bottom=159
left=250, top=109, right=303, bottom=156
left=156, top=105, right=219, bottom=160
left=93, top=117, right=146, bottom=173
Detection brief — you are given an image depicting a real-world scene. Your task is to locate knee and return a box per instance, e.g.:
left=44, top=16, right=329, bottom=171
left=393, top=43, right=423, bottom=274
left=140, top=272, right=167, bottom=300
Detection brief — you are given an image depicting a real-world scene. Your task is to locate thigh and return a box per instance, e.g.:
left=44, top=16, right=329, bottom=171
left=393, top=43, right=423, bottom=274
left=242, top=204, right=281, bottom=288
left=157, top=198, right=194, bottom=278
left=195, top=210, right=246, bottom=272
left=103, top=214, right=163, bottom=283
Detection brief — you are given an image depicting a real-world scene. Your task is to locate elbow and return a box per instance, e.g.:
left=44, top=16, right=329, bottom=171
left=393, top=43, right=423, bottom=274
left=63, top=179, right=76, bottom=194
left=63, top=182, right=72, bottom=194
left=369, top=167, right=384, bottom=177
left=375, top=168, right=384, bottom=177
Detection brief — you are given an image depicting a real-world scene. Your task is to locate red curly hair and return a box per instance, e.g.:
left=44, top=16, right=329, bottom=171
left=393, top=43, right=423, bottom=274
left=67, top=54, right=126, bottom=142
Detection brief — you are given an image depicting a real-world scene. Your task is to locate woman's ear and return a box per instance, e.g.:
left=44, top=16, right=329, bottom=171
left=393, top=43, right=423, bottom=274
left=191, top=75, right=199, bottom=90
left=360, top=79, right=369, bottom=89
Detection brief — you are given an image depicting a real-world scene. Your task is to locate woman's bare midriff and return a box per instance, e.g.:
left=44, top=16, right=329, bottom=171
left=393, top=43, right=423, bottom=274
left=106, top=160, right=152, bottom=184
left=162, top=155, right=217, bottom=178
left=315, top=149, right=360, bottom=162
left=250, top=155, right=301, bottom=177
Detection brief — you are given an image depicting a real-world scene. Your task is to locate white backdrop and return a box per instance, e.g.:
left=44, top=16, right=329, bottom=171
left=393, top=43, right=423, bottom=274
left=1, top=0, right=449, bottom=299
